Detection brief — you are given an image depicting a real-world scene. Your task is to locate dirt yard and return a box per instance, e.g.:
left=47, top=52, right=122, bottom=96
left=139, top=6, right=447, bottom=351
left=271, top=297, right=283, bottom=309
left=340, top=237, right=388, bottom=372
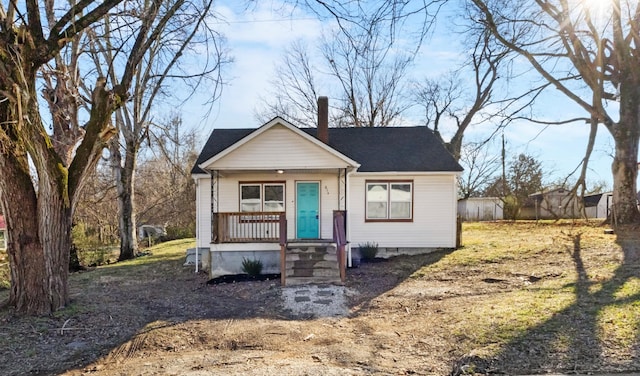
left=1, top=221, right=640, bottom=375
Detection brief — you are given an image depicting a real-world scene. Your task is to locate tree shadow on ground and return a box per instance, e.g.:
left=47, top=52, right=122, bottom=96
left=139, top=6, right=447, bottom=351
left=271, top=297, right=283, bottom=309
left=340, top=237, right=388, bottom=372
left=453, top=226, right=640, bottom=375
left=0, top=244, right=452, bottom=376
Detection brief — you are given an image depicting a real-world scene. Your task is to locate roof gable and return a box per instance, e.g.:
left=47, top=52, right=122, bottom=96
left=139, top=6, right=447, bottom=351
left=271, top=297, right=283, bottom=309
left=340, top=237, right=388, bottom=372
left=194, top=117, right=359, bottom=173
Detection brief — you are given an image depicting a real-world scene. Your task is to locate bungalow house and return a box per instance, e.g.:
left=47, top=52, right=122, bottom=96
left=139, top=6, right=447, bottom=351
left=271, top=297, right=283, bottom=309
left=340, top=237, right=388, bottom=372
left=191, top=97, right=463, bottom=284
left=0, top=215, right=6, bottom=250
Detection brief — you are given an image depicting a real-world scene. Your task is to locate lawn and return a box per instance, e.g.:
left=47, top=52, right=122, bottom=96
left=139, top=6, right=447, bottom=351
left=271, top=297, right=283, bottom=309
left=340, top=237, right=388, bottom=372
left=1, top=221, right=639, bottom=375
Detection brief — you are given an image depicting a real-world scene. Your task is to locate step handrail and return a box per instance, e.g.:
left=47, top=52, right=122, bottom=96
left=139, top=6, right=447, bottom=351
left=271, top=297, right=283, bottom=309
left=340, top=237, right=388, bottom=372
left=333, top=211, right=346, bottom=282
left=279, top=213, right=287, bottom=286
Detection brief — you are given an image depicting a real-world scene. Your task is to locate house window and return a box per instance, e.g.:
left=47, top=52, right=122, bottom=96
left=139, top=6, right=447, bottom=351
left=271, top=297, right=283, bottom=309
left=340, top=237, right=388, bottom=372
left=240, top=183, right=285, bottom=212
left=366, top=181, right=413, bottom=221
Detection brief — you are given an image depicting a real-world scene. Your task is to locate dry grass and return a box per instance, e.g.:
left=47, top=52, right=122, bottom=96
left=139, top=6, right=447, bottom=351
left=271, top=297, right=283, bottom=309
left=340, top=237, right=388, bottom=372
left=2, top=222, right=640, bottom=375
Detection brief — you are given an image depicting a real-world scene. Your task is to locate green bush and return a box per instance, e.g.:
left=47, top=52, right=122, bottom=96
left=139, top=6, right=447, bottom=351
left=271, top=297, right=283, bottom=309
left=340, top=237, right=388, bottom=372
left=72, top=222, right=116, bottom=267
left=241, top=258, right=263, bottom=276
left=160, top=226, right=195, bottom=242
left=0, top=250, right=9, bottom=290
left=359, top=241, right=379, bottom=261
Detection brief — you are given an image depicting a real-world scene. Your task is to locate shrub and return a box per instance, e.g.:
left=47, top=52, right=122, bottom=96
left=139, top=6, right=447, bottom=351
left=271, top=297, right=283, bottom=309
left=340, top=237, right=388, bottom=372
left=72, top=222, right=116, bottom=267
left=359, top=241, right=379, bottom=261
left=241, top=258, right=263, bottom=276
left=0, top=250, right=9, bottom=290
left=160, top=226, right=195, bottom=242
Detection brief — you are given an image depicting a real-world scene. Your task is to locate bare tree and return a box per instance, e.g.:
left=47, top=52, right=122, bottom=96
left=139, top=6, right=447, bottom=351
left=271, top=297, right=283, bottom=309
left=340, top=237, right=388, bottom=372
left=458, top=141, right=502, bottom=199
left=136, top=114, right=198, bottom=234
left=258, top=25, right=413, bottom=128
left=471, top=0, right=640, bottom=226
left=324, top=28, right=413, bottom=127
left=299, top=0, right=446, bottom=52
left=0, top=0, right=215, bottom=315
left=414, top=27, right=510, bottom=160
left=256, top=40, right=321, bottom=126
left=86, top=0, right=228, bottom=260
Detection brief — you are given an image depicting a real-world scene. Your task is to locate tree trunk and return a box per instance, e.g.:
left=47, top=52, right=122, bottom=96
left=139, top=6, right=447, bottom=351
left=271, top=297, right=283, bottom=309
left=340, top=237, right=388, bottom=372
left=611, top=83, right=640, bottom=226
left=0, top=75, right=72, bottom=315
left=0, top=157, right=51, bottom=315
left=112, top=139, right=138, bottom=261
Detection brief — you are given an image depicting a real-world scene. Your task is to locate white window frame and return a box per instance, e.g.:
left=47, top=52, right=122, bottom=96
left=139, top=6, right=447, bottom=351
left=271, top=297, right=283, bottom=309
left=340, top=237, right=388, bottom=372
left=365, top=180, right=413, bottom=221
left=239, top=182, right=285, bottom=213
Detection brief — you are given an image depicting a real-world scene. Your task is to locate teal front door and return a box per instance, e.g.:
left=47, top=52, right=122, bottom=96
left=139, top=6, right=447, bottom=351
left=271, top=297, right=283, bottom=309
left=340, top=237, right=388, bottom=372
left=296, top=182, right=320, bottom=239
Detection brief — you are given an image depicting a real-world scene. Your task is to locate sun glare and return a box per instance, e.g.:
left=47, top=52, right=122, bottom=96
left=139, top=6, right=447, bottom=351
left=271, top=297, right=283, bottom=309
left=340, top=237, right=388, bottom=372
left=579, top=0, right=614, bottom=19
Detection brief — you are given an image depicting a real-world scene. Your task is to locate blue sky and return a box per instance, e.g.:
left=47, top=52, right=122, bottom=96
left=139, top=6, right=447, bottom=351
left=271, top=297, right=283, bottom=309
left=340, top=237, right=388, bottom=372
left=183, top=1, right=617, bottom=191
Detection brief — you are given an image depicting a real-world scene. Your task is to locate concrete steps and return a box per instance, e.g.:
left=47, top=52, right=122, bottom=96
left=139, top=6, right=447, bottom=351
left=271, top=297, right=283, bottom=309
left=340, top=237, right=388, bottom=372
left=284, top=242, right=341, bottom=286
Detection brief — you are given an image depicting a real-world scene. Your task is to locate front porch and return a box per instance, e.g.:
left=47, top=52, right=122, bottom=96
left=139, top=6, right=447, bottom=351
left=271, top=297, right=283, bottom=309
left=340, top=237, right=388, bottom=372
left=210, top=211, right=347, bottom=286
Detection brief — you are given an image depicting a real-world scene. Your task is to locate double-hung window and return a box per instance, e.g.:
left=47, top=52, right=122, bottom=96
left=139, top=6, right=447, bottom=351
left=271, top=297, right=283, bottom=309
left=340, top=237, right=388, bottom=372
left=240, top=183, right=285, bottom=212
left=365, top=181, right=413, bottom=221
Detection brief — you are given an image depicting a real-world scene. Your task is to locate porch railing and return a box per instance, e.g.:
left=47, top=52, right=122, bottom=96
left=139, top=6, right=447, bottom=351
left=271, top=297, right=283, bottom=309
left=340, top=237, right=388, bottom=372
left=212, top=212, right=283, bottom=243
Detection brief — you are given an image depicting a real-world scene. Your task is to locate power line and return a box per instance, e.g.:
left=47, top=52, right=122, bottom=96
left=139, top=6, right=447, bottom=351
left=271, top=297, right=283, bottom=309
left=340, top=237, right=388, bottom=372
left=213, top=17, right=317, bottom=25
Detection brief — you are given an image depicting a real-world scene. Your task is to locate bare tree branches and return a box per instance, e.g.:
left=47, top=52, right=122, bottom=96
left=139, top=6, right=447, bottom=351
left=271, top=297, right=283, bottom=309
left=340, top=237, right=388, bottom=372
left=471, top=0, right=640, bottom=224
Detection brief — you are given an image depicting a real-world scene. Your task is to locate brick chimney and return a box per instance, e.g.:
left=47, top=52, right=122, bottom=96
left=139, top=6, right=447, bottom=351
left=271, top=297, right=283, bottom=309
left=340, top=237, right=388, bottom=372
left=317, top=96, right=329, bottom=143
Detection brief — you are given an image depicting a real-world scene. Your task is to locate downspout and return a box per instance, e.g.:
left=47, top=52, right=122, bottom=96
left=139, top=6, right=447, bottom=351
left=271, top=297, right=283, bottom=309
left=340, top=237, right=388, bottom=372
left=345, top=167, right=352, bottom=267
left=194, top=177, right=199, bottom=273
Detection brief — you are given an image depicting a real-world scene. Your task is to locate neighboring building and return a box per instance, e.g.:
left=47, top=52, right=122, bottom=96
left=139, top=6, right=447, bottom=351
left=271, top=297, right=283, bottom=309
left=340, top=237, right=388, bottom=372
left=583, top=191, right=612, bottom=219
left=0, top=215, right=6, bottom=250
left=521, top=188, right=611, bottom=220
left=191, top=98, right=463, bottom=282
left=522, top=188, right=579, bottom=219
left=458, top=197, right=503, bottom=221
left=138, top=225, right=166, bottom=240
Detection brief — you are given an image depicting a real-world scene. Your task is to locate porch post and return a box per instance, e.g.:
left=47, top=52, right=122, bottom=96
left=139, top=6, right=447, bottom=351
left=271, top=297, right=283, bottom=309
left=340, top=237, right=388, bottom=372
left=211, top=170, right=219, bottom=243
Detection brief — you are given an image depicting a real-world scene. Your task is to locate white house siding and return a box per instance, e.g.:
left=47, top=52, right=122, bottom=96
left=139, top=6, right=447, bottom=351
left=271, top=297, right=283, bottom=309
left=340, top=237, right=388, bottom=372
left=348, top=173, right=458, bottom=249
left=195, top=175, right=212, bottom=248
left=214, top=171, right=341, bottom=240
left=207, top=124, right=349, bottom=170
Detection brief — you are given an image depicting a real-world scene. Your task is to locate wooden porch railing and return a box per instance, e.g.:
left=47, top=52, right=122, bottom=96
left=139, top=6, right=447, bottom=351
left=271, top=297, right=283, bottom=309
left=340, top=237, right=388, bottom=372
left=212, top=212, right=283, bottom=243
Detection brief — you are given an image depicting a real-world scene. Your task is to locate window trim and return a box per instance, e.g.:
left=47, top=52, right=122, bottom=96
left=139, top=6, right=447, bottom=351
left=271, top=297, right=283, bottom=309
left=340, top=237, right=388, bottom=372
left=364, top=180, right=413, bottom=222
left=239, top=181, right=286, bottom=213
